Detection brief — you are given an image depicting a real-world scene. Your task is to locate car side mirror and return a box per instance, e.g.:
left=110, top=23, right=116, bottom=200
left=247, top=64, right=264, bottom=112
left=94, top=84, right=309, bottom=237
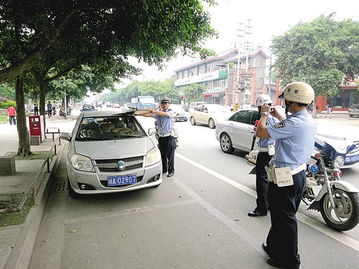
left=60, top=132, right=71, bottom=141
left=148, top=128, right=156, bottom=136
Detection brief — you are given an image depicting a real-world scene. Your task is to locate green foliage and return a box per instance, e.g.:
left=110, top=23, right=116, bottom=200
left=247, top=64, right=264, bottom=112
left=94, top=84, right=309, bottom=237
left=271, top=14, right=359, bottom=97
left=0, top=100, right=16, bottom=109
left=100, top=76, right=180, bottom=104
left=183, top=84, right=205, bottom=103
left=0, top=83, right=15, bottom=100
left=0, top=1, right=215, bottom=83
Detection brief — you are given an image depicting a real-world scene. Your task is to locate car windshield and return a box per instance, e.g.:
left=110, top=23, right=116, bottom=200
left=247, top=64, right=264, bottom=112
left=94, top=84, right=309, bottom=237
left=83, top=106, right=94, bottom=110
left=350, top=104, right=359, bottom=109
left=76, top=115, right=146, bottom=141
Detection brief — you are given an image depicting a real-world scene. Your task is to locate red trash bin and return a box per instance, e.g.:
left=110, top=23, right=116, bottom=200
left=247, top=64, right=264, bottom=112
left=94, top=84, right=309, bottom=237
left=28, top=115, right=45, bottom=142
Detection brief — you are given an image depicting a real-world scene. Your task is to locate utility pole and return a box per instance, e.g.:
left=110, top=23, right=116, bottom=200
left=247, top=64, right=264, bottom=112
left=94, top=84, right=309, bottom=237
left=236, top=18, right=253, bottom=107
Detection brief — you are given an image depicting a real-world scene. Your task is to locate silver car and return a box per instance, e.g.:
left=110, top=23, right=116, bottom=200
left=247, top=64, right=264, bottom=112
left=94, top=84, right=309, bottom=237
left=215, top=108, right=259, bottom=153
left=215, top=108, right=359, bottom=169
left=60, top=111, right=162, bottom=198
left=349, top=104, right=359, bottom=117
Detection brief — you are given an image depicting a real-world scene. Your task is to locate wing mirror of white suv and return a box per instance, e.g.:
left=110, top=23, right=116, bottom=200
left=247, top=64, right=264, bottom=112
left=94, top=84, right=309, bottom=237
left=60, top=132, right=71, bottom=141
left=148, top=128, right=157, bottom=136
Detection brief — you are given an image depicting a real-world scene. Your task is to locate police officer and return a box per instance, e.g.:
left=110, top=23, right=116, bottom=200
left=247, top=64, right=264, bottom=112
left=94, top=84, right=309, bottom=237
left=256, top=82, right=317, bottom=269
left=248, top=94, right=278, bottom=217
left=143, top=97, right=176, bottom=177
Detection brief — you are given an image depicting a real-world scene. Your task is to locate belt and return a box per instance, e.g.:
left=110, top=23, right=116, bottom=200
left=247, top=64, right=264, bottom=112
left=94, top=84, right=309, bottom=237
left=291, top=163, right=306, bottom=175
left=258, top=147, right=268, bottom=152
left=159, top=133, right=171, bottom=137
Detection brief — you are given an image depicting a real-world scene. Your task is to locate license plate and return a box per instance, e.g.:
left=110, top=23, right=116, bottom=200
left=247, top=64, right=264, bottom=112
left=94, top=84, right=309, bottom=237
left=346, top=155, right=359, bottom=163
left=107, top=175, right=137, bottom=186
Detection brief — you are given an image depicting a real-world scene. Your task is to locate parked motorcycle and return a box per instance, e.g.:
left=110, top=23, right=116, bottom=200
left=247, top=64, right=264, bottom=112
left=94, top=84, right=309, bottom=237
left=303, top=139, right=359, bottom=231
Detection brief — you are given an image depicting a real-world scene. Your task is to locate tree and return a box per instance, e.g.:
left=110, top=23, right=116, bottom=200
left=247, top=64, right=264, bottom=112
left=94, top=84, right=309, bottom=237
left=0, top=0, right=215, bottom=155
left=102, top=77, right=179, bottom=104
left=0, top=1, right=215, bottom=83
left=271, top=14, right=359, bottom=98
left=0, top=83, right=15, bottom=100
left=183, top=84, right=205, bottom=103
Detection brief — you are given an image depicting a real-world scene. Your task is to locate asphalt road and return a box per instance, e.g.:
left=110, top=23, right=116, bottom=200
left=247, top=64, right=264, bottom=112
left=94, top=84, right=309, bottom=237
left=29, top=115, right=359, bottom=269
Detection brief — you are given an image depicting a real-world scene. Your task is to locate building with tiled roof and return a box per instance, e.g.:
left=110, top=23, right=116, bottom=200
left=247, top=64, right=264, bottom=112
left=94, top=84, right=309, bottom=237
left=174, top=48, right=272, bottom=106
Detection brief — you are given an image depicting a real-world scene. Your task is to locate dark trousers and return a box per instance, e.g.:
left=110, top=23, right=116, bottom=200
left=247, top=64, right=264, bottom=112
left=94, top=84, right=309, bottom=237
left=266, top=170, right=306, bottom=269
left=9, top=116, right=16, bottom=125
left=47, top=110, right=52, bottom=117
left=255, top=152, right=272, bottom=213
left=158, top=136, right=176, bottom=174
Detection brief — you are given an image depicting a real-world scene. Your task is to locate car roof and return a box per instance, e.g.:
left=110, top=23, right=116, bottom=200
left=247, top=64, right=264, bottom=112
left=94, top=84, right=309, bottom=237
left=82, top=111, right=134, bottom=117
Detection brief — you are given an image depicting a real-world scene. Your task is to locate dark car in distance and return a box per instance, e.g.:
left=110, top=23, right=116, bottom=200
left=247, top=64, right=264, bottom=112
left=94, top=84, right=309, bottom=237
left=174, top=112, right=188, bottom=122
left=81, top=104, right=96, bottom=112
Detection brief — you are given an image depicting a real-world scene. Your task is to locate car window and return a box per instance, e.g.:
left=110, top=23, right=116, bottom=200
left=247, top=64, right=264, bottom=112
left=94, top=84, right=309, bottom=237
left=229, top=110, right=253, bottom=124
left=250, top=111, right=260, bottom=125
left=76, top=115, right=146, bottom=141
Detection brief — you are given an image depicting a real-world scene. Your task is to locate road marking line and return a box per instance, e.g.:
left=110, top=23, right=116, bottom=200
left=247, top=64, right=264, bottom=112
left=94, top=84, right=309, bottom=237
left=177, top=153, right=359, bottom=253
left=173, top=178, right=264, bottom=256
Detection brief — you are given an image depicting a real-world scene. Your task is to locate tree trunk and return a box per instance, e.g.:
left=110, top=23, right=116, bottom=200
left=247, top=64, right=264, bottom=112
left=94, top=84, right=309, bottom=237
left=15, top=76, right=32, bottom=156
left=39, top=79, right=46, bottom=129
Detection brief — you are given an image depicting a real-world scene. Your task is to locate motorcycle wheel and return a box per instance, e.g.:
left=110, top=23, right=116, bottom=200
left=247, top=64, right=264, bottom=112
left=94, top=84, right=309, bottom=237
left=320, top=190, right=359, bottom=231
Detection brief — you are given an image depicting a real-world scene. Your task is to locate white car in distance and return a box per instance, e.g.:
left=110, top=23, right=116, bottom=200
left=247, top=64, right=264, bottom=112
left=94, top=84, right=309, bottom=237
left=189, top=104, right=231, bottom=129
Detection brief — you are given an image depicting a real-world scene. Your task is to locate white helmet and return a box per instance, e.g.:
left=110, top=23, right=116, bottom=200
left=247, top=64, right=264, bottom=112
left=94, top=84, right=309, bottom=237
left=281, top=82, right=314, bottom=104
left=255, top=94, right=272, bottom=107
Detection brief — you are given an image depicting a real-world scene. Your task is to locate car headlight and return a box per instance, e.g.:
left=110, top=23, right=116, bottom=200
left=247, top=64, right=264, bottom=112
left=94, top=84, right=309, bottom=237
left=332, top=156, right=345, bottom=168
left=70, top=154, right=95, bottom=172
left=145, top=147, right=161, bottom=167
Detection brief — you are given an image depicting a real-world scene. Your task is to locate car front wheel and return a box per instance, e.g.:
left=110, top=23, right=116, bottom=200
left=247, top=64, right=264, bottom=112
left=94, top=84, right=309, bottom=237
left=220, top=133, right=234, bottom=153
left=190, top=116, right=196, bottom=125
left=208, top=118, right=215, bottom=129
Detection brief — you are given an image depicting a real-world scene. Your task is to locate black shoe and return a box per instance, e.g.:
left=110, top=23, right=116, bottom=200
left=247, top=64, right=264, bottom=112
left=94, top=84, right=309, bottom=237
left=267, top=257, right=300, bottom=269
left=266, top=258, right=285, bottom=268
left=248, top=210, right=267, bottom=217
left=167, top=172, right=174, bottom=177
left=262, top=243, right=270, bottom=256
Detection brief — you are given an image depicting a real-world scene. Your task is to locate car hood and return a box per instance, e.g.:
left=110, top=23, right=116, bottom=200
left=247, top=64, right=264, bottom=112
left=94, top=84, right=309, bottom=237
left=74, top=137, right=154, bottom=159
left=317, top=133, right=357, bottom=154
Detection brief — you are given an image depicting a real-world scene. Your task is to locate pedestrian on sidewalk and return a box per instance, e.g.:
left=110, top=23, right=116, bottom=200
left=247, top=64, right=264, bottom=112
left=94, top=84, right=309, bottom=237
left=47, top=101, right=52, bottom=118
left=325, top=104, right=332, bottom=119
left=248, top=94, right=277, bottom=217
left=256, top=82, right=317, bottom=269
left=140, top=97, right=176, bottom=177
left=7, top=104, right=16, bottom=125
left=34, top=103, right=39, bottom=115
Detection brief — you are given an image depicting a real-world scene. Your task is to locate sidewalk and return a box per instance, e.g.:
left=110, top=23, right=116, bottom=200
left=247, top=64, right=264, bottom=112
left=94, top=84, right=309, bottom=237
left=0, top=124, right=64, bottom=269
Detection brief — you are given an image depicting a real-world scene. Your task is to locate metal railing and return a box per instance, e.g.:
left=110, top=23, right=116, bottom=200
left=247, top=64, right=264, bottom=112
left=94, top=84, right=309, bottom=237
left=1, top=136, right=62, bottom=213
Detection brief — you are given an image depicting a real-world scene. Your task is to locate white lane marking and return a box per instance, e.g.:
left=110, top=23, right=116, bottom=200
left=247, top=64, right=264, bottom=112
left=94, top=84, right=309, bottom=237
left=176, top=153, right=359, bottom=253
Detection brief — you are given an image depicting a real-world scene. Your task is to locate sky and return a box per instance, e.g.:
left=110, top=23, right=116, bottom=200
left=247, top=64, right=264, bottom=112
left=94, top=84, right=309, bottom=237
left=116, top=0, right=359, bottom=87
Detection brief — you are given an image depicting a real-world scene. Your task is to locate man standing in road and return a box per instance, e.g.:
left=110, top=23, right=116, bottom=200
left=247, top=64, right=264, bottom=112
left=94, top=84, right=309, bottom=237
left=7, top=104, right=16, bottom=125
left=47, top=101, right=52, bottom=118
left=142, top=97, right=176, bottom=177
left=256, top=82, right=317, bottom=269
left=248, top=94, right=277, bottom=217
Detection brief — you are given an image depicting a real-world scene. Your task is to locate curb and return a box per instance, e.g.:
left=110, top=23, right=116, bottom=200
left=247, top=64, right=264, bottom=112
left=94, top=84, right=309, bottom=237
left=3, top=142, right=65, bottom=269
